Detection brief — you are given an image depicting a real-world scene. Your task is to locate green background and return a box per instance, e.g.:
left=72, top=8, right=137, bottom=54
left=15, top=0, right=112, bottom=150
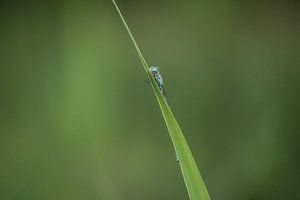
left=0, top=0, right=299, bottom=199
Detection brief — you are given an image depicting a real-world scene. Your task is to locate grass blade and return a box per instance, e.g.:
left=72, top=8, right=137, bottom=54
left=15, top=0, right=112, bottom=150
left=112, top=1, right=211, bottom=199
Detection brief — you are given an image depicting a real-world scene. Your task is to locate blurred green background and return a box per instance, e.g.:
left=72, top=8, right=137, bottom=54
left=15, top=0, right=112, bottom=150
left=0, top=0, right=299, bottom=199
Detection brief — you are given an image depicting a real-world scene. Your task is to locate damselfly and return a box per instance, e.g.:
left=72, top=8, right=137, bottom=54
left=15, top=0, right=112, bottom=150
left=149, top=66, right=167, bottom=100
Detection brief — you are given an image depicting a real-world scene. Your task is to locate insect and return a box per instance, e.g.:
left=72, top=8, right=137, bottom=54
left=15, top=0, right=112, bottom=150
left=149, top=66, right=167, bottom=100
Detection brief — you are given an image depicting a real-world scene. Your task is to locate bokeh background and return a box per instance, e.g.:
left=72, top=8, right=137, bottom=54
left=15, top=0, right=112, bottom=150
left=0, top=0, right=299, bottom=199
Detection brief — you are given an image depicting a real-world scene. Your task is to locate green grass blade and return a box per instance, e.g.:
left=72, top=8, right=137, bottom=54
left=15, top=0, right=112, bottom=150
left=112, top=1, right=211, bottom=199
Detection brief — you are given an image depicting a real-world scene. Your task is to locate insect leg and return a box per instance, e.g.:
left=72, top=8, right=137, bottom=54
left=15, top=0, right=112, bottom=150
left=145, top=77, right=150, bottom=84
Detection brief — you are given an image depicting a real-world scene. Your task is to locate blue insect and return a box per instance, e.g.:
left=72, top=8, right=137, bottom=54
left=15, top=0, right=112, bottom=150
left=150, top=66, right=163, bottom=89
left=149, top=66, right=167, bottom=99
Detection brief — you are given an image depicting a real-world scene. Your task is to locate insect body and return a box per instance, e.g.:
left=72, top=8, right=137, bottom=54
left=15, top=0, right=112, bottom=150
left=149, top=66, right=167, bottom=100
left=150, top=66, right=163, bottom=89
